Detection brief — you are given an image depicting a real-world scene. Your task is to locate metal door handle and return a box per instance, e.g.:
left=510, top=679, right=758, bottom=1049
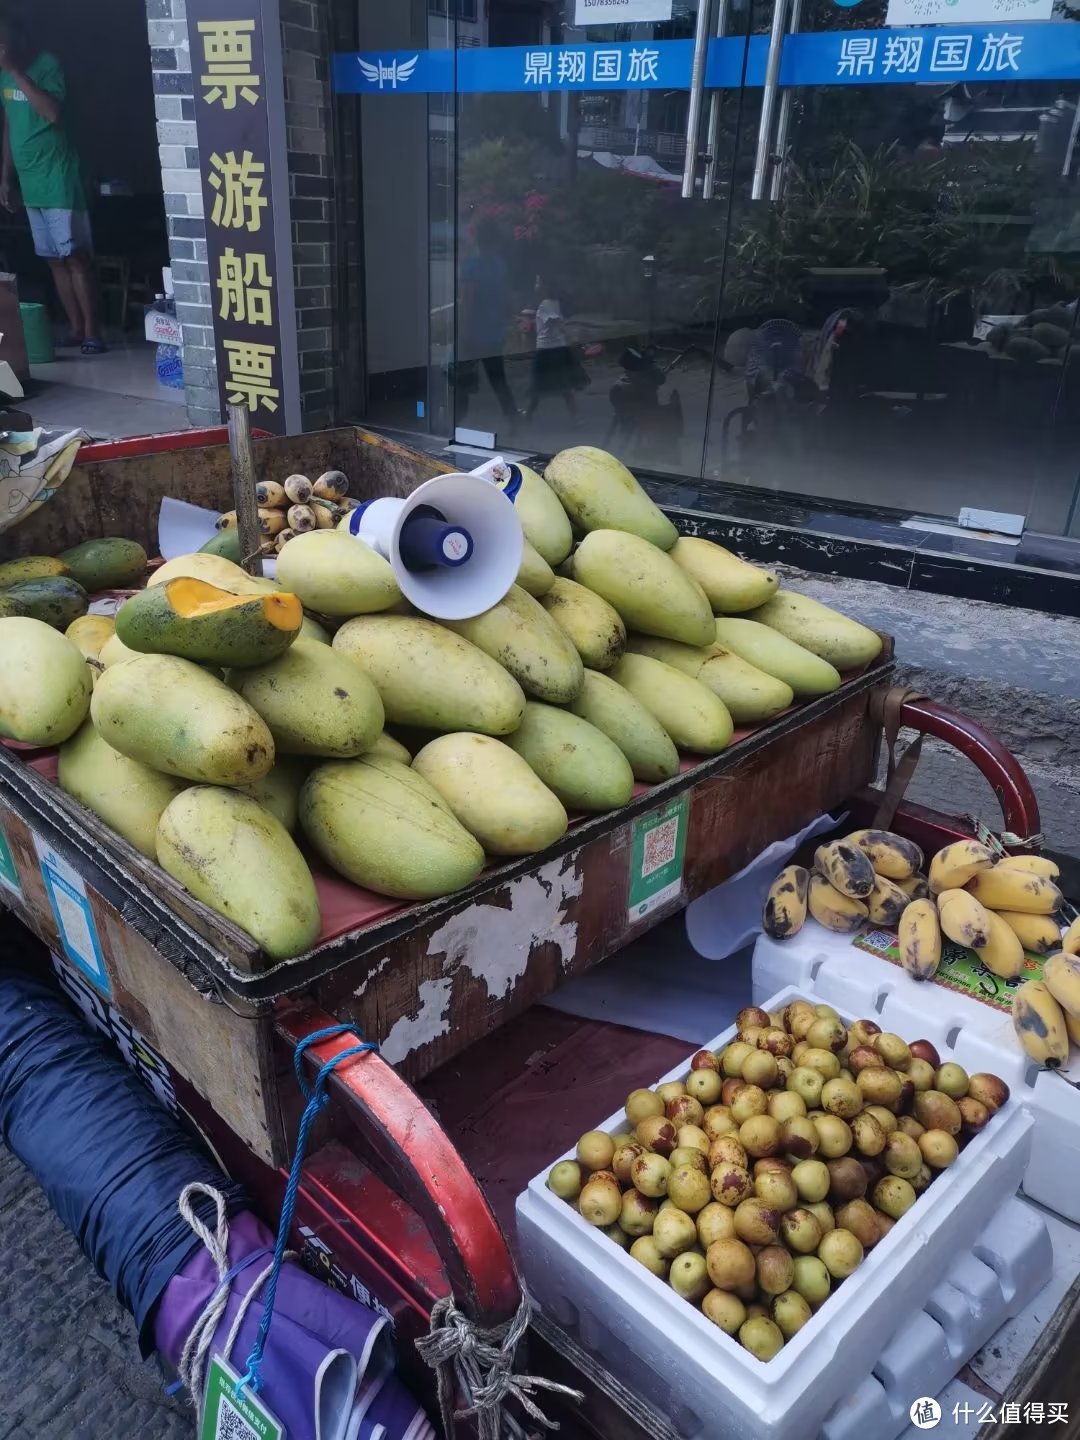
left=682, top=0, right=716, bottom=198
left=701, top=0, right=732, bottom=201
left=751, top=0, right=792, bottom=200
left=769, top=0, right=804, bottom=200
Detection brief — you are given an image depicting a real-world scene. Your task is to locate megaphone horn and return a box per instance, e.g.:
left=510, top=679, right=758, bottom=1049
left=343, top=457, right=524, bottom=621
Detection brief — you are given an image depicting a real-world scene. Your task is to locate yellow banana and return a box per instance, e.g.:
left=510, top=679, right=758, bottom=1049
left=1064, top=918, right=1080, bottom=957
left=808, top=872, right=869, bottom=933
left=1012, top=981, right=1069, bottom=1068
left=966, top=866, right=1062, bottom=916
left=898, top=898, right=941, bottom=981
left=996, top=911, right=1062, bottom=957
left=936, top=889, right=993, bottom=949
left=1064, top=1008, right=1080, bottom=1049
left=997, top=854, right=1060, bottom=881
left=846, top=828, right=924, bottom=881
left=974, top=911, right=1026, bottom=980
left=813, top=840, right=875, bottom=899
left=928, top=840, right=996, bottom=894
left=897, top=873, right=930, bottom=901
left=865, top=875, right=909, bottom=928
left=762, top=866, right=810, bottom=940
left=1043, top=952, right=1080, bottom=1020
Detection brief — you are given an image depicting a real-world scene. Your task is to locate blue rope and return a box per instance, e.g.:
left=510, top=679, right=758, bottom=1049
left=234, top=1024, right=379, bottom=1397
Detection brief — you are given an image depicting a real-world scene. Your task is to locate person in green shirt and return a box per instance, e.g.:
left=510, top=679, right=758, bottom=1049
left=0, top=18, right=103, bottom=353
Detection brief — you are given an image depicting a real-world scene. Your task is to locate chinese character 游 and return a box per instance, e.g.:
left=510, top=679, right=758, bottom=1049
left=223, top=339, right=280, bottom=413
left=838, top=37, right=877, bottom=78
left=197, top=19, right=260, bottom=108
left=208, top=150, right=268, bottom=232
left=217, top=249, right=273, bottom=325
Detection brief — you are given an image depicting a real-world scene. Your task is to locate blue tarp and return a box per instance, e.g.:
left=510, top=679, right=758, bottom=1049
left=0, top=928, right=248, bottom=1353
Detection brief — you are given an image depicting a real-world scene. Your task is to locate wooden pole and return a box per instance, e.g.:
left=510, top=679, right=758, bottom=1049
left=227, top=402, right=263, bottom=577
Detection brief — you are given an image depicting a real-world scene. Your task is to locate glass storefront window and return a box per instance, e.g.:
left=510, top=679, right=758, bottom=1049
left=340, top=0, right=1080, bottom=537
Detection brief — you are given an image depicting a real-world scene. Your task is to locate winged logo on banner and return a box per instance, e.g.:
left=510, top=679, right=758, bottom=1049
left=357, top=54, right=420, bottom=90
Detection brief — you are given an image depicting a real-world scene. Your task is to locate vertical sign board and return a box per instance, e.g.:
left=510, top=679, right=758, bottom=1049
left=186, top=0, right=300, bottom=433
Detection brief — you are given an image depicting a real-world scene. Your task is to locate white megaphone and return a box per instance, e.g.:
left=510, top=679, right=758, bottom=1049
left=339, top=457, right=524, bottom=620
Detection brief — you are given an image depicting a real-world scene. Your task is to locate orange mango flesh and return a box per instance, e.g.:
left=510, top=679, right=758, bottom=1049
left=165, top=577, right=302, bottom=631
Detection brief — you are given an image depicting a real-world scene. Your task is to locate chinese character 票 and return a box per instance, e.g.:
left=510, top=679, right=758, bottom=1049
left=197, top=19, right=260, bottom=108
left=883, top=34, right=923, bottom=75
left=557, top=50, right=586, bottom=84
left=593, top=49, right=622, bottom=83
left=218, top=249, right=273, bottom=325
left=837, top=37, right=877, bottom=78
left=524, top=50, right=552, bottom=85
left=930, top=34, right=973, bottom=71
left=1049, top=1404, right=1069, bottom=1424
left=223, top=339, right=280, bottom=413
left=627, top=47, right=660, bottom=83
left=977, top=31, right=1023, bottom=72
left=208, top=150, right=268, bottom=232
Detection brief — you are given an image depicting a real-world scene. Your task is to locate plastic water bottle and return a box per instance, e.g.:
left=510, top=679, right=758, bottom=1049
left=156, top=342, right=184, bottom=390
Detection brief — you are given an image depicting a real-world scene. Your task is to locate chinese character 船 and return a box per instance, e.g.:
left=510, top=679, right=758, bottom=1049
left=524, top=50, right=552, bottom=86
left=593, top=49, right=622, bottom=83
left=930, top=34, right=973, bottom=72
left=223, top=339, right=279, bottom=413
left=556, top=50, right=586, bottom=85
left=883, top=34, right=923, bottom=76
left=628, top=47, right=660, bottom=84
left=218, top=249, right=273, bottom=325
left=197, top=19, right=260, bottom=109
left=838, top=37, right=877, bottom=78
left=208, top=150, right=268, bottom=232
left=977, top=31, right=1023, bottom=73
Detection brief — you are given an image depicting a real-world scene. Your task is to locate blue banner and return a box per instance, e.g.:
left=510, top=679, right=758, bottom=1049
left=334, top=23, right=1080, bottom=94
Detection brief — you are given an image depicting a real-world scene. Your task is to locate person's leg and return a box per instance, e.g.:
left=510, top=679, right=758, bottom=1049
left=47, top=259, right=82, bottom=341
left=481, top=354, right=517, bottom=421
left=26, top=208, right=82, bottom=342
left=55, top=210, right=103, bottom=351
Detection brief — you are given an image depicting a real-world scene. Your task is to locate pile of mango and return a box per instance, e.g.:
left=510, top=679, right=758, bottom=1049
left=0, top=447, right=883, bottom=961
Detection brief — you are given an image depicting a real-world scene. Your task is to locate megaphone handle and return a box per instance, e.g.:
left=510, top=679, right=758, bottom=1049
left=398, top=514, right=473, bottom=570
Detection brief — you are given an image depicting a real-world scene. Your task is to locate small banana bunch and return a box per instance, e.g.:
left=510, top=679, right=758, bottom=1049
left=762, top=828, right=924, bottom=941
left=217, top=471, right=356, bottom=554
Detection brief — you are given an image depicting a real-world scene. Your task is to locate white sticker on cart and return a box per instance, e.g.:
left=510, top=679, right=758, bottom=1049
left=33, top=833, right=110, bottom=995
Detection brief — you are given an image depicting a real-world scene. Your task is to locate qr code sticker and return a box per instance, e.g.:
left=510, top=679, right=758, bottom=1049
left=216, top=1395, right=261, bottom=1440
left=642, top=817, right=678, bottom=878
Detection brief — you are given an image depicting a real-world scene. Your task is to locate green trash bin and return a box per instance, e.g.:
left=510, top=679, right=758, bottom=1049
left=20, top=302, right=54, bottom=364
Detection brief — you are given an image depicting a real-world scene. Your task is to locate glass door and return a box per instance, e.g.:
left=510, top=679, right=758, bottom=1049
left=703, top=0, right=1080, bottom=536
left=448, top=0, right=751, bottom=477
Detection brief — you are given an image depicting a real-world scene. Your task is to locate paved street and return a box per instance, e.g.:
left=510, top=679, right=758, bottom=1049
left=0, top=1145, right=187, bottom=1440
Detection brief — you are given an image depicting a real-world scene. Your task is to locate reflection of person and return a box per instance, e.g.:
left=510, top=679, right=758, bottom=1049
left=458, top=216, right=516, bottom=422
left=524, top=276, right=587, bottom=419
left=0, top=18, right=103, bottom=353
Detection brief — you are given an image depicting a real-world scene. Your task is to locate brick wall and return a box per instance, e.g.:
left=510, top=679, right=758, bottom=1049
left=281, top=0, right=336, bottom=431
left=144, top=0, right=221, bottom=428
left=144, top=0, right=338, bottom=431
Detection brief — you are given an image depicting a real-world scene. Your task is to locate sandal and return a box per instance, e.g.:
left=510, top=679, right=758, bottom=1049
left=80, top=338, right=107, bottom=355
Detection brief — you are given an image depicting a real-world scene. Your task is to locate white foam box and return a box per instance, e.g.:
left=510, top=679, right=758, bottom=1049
left=516, top=984, right=1033, bottom=1440
left=752, top=926, right=1080, bottom=1222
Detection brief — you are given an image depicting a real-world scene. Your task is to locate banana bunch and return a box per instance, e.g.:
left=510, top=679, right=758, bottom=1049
left=1012, top=952, right=1080, bottom=1068
left=216, top=471, right=355, bottom=554
left=761, top=828, right=924, bottom=941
